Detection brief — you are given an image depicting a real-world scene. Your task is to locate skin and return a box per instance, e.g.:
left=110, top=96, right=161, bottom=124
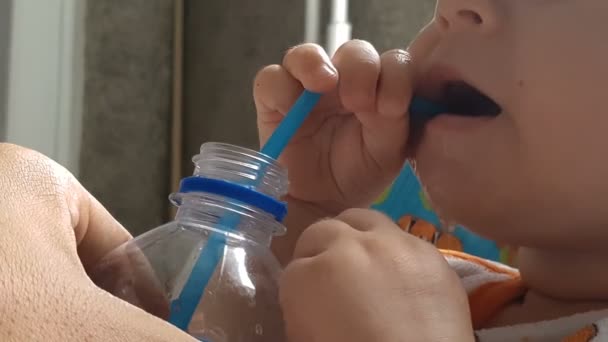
left=2, top=1, right=607, bottom=341
left=255, top=0, right=608, bottom=340
left=0, top=144, right=195, bottom=341
left=414, top=1, right=608, bottom=301
left=256, top=40, right=476, bottom=341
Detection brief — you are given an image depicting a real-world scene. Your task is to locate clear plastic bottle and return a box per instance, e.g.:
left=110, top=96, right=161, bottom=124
left=91, top=142, right=289, bottom=341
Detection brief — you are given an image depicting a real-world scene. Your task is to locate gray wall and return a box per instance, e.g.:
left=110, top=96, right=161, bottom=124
left=79, top=0, right=175, bottom=235
left=77, top=0, right=436, bottom=235
left=0, top=0, right=11, bottom=140
left=181, top=0, right=306, bottom=175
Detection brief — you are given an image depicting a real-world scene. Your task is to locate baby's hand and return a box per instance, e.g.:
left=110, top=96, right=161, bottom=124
left=254, top=40, right=414, bottom=216
left=280, top=209, right=475, bottom=342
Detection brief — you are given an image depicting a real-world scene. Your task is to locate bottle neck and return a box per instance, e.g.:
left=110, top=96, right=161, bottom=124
left=191, top=142, right=289, bottom=199
left=175, top=193, right=284, bottom=248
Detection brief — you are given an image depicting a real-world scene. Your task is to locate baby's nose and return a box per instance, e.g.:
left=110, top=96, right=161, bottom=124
left=435, top=0, right=500, bottom=34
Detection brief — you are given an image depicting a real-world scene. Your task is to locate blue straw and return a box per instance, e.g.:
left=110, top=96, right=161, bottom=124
left=261, top=92, right=448, bottom=158
left=261, top=90, right=323, bottom=158
left=167, top=90, right=323, bottom=330
left=168, top=90, right=446, bottom=331
left=410, top=96, right=448, bottom=121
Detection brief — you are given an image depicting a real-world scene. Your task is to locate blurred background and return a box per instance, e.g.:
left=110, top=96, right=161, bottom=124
left=0, top=0, right=434, bottom=235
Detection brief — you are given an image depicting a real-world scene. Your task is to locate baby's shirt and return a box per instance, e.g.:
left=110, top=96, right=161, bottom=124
left=443, top=250, right=608, bottom=341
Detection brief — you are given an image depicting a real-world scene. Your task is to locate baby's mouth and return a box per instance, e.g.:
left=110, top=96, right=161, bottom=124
left=408, top=76, right=502, bottom=153
left=439, top=81, right=502, bottom=117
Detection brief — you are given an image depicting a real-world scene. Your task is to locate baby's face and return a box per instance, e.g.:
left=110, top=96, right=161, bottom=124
left=410, top=1, right=608, bottom=248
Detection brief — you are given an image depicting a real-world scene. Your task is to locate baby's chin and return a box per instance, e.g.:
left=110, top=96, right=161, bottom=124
left=410, top=167, right=460, bottom=230
left=416, top=170, right=515, bottom=243
left=423, top=187, right=570, bottom=249
left=411, top=140, right=527, bottom=243
left=418, top=185, right=469, bottom=234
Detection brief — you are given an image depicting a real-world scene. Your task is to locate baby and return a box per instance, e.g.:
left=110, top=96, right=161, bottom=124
left=254, top=1, right=608, bottom=341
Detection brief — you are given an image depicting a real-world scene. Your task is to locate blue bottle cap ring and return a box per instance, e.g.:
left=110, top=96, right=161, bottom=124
left=174, top=176, right=288, bottom=222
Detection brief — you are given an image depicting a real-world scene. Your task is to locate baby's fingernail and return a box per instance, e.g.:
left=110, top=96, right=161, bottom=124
left=320, top=63, right=338, bottom=77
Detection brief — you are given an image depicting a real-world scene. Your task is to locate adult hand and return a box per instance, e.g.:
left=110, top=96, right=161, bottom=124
left=0, top=143, right=195, bottom=341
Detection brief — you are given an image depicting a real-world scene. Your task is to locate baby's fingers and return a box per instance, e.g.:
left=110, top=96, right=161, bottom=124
left=282, top=43, right=338, bottom=92
left=254, top=44, right=339, bottom=146
left=254, top=65, right=304, bottom=145
left=377, top=49, right=415, bottom=119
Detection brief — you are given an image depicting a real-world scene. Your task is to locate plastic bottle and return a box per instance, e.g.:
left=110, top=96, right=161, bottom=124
left=91, top=142, right=288, bottom=341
